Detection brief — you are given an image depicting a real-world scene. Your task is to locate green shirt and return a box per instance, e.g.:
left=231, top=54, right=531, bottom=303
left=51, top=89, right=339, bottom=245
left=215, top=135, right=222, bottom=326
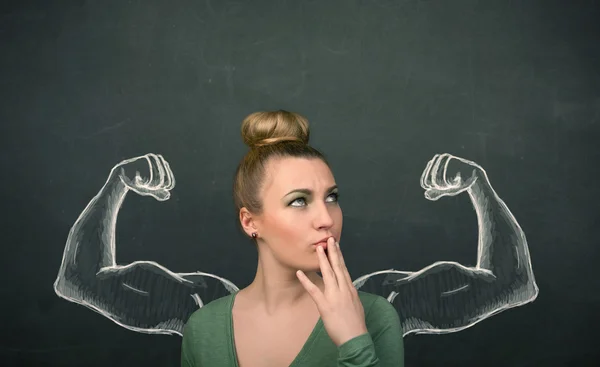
left=181, top=290, right=404, bottom=366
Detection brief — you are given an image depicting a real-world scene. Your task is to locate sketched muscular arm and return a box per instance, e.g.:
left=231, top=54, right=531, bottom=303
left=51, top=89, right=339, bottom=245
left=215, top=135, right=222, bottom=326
left=354, top=154, right=539, bottom=336
left=53, top=154, right=238, bottom=336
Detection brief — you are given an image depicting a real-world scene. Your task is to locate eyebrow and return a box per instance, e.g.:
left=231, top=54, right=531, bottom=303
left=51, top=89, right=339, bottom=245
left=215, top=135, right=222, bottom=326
left=283, top=185, right=338, bottom=198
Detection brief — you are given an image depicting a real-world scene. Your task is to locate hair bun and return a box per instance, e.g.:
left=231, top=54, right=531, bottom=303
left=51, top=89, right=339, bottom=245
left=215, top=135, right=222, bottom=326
left=241, top=110, right=310, bottom=149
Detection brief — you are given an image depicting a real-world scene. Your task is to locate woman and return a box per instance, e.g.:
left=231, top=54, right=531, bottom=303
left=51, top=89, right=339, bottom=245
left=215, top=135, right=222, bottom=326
left=180, top=110, right=405, bottom=366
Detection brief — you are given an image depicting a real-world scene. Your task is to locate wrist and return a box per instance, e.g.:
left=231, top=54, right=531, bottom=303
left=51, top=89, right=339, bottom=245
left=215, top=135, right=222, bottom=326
left=104, top=168, right=129, bottom=193
left=337, top=326, right=369, bottom=347
left=338, top=332, right=373, bottom=355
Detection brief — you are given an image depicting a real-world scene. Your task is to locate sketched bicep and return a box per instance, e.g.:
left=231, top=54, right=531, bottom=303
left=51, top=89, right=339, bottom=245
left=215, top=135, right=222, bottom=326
left=85, top=263, right=201, bottom=334
left=379, top=264, right=497, bottom=335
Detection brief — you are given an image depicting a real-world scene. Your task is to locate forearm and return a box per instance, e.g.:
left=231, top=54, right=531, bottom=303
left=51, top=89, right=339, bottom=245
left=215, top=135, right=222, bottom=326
left=56, top=171, right=128, bottom=285
left=337, top=297, right=404, bottom=367
left=468, top=170, right=536, bottom=292
left=337, top=333, right=380, bottom=367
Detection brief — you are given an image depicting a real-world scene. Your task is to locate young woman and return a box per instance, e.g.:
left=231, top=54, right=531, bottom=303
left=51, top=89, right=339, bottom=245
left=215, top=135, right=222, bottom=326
left=180, top=110, right=404, bottom=366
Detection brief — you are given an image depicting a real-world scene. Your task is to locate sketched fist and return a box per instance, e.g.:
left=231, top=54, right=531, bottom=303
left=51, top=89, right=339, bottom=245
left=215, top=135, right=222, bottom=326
left=116, top=153, right=176, bottom=201
left=420, top=153, right=482, bottom=201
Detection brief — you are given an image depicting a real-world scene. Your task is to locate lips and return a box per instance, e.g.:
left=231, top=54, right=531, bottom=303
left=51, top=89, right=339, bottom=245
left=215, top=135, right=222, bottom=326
left=314, top=241, right=328, bottom=250
left=313, top=237, right=332, bottom=250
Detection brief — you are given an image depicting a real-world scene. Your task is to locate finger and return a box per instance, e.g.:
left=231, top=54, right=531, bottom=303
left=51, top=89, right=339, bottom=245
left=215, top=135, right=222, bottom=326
left=419, top=160, right=429, bottom=189
left=163, top=158, right=176, bottom=190
left=331, top=240, right=355, bottom=292
left=430, top=154, right=447, bottom=188
left=434, top=153, right=453, bottom=188
left=151, top=189, right=171, bottom=201
left=155, top=154, right=169, bottom=189
left=425, top=186, right=468, bottom=200
left=421, top=154, right=439, bottom=189
left=326, top=238, right=350, bottom=293
left=148, top=153, right=166, bottom=187
left=143, top=155, right=155, bottom=186
left=444, top=155, right=465, bottom=189
left=424, top=188, right=445, bottom=201
left=156, top=154, right=171, bottom=188
left=134, top=171, right=145, bottom=186
left=296, top=270, right=324, bottom=305
left=442, top=155, right=452, bottom=185
left=157, top=154, right=173, bottom=189
left=451, top=171, right=462, bottom=186
left=317, top=244, right=338, bottom=290
left=124, top=182, right=171, bottom=200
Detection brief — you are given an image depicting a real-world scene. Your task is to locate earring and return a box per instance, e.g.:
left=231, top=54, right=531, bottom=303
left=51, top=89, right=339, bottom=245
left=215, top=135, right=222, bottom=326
left=251, top=232, right=257, bottom=239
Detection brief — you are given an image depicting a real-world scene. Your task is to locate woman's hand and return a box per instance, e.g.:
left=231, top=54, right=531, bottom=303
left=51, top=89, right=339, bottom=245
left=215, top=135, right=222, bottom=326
left=296, top=237, right=368, bottom=347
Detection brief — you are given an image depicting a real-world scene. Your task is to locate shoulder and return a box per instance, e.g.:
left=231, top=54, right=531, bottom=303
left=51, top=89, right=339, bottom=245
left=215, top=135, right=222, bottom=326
left=357, top=290, right=402, bottom=330
left=184, top=292, right=235, bottom=332
left=181, top=292, right=237, bottom=364
left=357, top=290, right=389, bottom=310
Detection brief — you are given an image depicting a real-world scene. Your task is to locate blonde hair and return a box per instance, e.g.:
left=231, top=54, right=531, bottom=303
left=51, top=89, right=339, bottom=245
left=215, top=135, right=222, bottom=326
left=233, top=110, right=329, bottom=235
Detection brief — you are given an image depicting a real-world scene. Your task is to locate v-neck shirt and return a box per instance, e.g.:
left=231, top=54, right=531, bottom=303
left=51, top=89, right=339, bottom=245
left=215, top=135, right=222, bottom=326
left=181, top=290, right=404, bottom=366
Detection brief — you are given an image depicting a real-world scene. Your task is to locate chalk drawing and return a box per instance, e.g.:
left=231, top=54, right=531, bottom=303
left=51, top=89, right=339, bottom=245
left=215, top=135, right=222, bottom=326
left=54, top=153, right=538, bottom=337
left=353, top=153, right=538, bottom=335
left=53, top=153, right=238, bottom=336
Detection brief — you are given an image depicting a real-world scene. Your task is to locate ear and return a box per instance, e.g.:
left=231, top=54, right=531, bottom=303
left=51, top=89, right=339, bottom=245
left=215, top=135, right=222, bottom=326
left=239, top=207, right=259, bottom=237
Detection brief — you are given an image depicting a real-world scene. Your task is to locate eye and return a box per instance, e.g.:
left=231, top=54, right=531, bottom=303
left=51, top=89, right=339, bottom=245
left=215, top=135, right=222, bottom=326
left=289, top=197, right=307, bottom=207
left=326, top=192, right=339, bottom=202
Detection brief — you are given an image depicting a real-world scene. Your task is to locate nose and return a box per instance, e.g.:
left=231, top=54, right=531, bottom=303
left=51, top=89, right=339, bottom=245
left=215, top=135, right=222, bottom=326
left=313, top=201, right=335, bottom=229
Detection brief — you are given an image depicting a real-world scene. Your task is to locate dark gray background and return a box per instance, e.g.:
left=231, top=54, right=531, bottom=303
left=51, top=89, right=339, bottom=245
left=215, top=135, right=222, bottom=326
left=2, top=0, right=599, bottom=366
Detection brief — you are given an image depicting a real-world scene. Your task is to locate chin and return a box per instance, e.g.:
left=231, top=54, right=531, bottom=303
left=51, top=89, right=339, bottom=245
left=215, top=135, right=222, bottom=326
left=290, top=252, right=322, bottom=273
left=296, top=261, right=320, bottom=273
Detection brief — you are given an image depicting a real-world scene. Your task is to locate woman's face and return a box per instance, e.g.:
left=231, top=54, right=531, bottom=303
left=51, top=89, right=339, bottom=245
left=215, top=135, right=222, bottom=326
left=254, top=157, right=343, bottom=271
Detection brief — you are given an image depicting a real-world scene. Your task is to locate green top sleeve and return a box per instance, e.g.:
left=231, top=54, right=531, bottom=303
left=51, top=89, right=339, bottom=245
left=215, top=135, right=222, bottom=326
left=337, top=296, right=404, bottom=366
left=181, top=320, right=196, bottom=367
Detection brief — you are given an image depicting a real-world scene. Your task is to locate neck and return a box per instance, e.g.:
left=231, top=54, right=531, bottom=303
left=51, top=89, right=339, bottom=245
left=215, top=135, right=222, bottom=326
left=245, top=250, right=324, bottom=316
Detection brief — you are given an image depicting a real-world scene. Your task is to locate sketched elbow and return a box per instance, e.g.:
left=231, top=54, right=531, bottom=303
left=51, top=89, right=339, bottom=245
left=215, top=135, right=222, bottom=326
left=508, top=276, right=539, bottom=306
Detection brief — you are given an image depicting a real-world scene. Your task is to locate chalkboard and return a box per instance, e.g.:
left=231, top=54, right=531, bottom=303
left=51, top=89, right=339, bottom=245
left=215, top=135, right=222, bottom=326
left=2, top=1, right=599, bottom=366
